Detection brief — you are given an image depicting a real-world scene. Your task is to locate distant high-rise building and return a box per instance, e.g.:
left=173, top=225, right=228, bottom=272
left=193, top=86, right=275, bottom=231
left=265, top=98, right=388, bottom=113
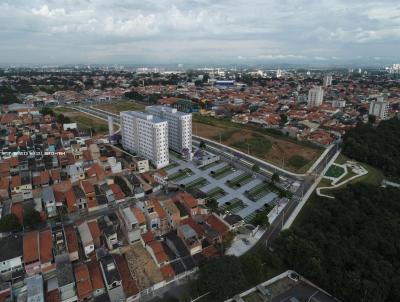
left=276, top=69, right=283, bottom=78
left=120, top=111, right=169, bottom=169
left=146, top=106, right=192, bottom=157
left=307, top=86, right=324, bottom=107
left=369, top=96, right=389, bottom=120
left=108, top=116, right=114, bottom=137
left=323, top=75, right=333, bottom=87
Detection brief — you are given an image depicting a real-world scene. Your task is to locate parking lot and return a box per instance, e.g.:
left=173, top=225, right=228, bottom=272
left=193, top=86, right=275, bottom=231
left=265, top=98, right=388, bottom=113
left=166, top=152, right=279, bottom=221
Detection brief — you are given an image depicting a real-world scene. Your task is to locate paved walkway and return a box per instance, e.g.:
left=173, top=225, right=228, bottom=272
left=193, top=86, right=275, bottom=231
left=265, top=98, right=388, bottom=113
left=316, top=161, right=368, bottom=199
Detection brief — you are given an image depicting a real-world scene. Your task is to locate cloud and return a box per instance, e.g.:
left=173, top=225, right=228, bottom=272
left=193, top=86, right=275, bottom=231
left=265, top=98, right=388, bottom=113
left=0, top=0, right=399, bottom=64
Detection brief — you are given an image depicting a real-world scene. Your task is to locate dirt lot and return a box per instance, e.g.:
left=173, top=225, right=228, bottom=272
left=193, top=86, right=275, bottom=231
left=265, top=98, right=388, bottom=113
left=93, top=100, right=146, bottom=114
left=193, top=122, right=321, bottom=173
left=124, top=243, right=163, bottom=290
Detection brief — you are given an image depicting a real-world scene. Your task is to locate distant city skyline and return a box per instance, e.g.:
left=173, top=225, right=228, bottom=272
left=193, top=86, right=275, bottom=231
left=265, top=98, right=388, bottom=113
left=0, top=0, right=399, bottom=65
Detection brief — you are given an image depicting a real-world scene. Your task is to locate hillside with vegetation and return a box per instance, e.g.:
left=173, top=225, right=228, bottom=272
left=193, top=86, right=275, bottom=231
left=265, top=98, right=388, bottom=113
left=193, top=184, right=400, bottom=302
left=343, top=118, right=400, bottom=179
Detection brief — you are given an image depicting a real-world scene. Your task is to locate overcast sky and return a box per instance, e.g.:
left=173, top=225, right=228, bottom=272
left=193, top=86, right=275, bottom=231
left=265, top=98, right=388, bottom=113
left=0, top=0, right=399, bottom=65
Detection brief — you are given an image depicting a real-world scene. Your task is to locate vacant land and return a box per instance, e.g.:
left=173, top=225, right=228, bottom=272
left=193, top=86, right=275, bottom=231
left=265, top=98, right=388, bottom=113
left=193, top=115, right=321, bottom=173
left=93, top=99, right=146, bottom=113
left=54, top=107, right=108, bottom=134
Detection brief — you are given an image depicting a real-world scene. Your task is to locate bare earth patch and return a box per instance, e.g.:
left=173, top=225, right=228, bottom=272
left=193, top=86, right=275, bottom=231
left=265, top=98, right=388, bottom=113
left=193, top=122, right=320, bottom=172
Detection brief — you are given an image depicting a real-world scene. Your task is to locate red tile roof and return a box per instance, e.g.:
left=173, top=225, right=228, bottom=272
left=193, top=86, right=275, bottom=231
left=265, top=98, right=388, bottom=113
left=81, top=180, right=95, bottom=194
left=65, top=190, right=77, bottom=212
left=206, top=214, right=229, bottom=235
left=88, top=220, right=101, bottom=241
left=39, top=229, right=53, bottom=263
left=11, top=175, right=21, bottom=188
left=87, top=260, right=105, bottom=290
left=114, top=255, right=139, bottom=296
left=131, top=207, right=146, bottom=225
left=160, top=264, right=175, bottom=281
left=141, top=231, right=155, bottom=245
left=148, top=241, right=168, bottom=264
left=74, top=264, right=93, bottom=300
left=64, top=225, right=78, bottom=254
left=23, top=231, right=39, bottom=263
left=11, top=203, right=23, bottom=225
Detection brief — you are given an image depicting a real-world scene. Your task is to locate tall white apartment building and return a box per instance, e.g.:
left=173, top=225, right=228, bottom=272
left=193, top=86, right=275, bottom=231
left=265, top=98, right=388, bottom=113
left=146, top=106, right=192, bottom=157
left=307, top=86, right=324, bottom=107
left=369, top=96, right=389, bottom=120
left=120, top=111, right=169, bottom=169
left=323, top=75, right=333, bottom=87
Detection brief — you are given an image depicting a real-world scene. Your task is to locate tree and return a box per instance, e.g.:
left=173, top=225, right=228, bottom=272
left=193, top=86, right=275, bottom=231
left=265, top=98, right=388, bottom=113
left=368, top=114, right=376, bottom=124
left=40, top=107, right=54, bottom=116
left=0, top=214, right=22, bottom=232
left=271, top=172, right=280, bottom=183
left=206, top=198, right=219, bottom=213
left=199, top=140, right=206, bottom=149
left=250, top=211, right=270, bottom=228
left=280, top=113, right=288, bottom=125
left=24, top=209, right=42, bottom=229
left=196, top=256, right=249, bottom=301
left=252, top=164, right=260, bottom=173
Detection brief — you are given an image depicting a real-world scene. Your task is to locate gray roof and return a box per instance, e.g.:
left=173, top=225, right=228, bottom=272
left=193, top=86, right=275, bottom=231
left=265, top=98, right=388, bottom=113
left=0, top=235, right=23, bottom=261
left=56, top=260, right=75, bottom=287
left=42, top=186, right=55, bottom=202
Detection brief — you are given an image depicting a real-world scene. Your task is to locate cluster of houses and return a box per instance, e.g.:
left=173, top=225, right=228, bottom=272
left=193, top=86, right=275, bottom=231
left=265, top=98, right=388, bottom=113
left=0, top=104, right=245, bottom=302
left=0, top=190, right=241, bottom=302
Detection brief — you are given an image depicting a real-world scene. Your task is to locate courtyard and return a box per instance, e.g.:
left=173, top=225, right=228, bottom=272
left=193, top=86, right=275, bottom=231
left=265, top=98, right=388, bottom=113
left=166, top=150, right=280, bottom=220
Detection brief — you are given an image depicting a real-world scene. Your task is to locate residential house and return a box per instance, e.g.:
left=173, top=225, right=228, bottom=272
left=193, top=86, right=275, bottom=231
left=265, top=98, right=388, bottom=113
left=80, top=181, right=97, bottom=211
left=74, top=264, right=93, bottom=301
left=26, top=274, right=44, bottom=302
left=177, top=192, right=198, bottom=216
left=40, top=229, right=55, bottom=274
left=98, top=216, right=118, bottom=250
left=42, top=187, right=57, bottom=217
left=177, top=224, right=202, bottom=255
left=118, top=207, right=145, bottom=244
left=87, top=260, right=106, bottom=298
left=23, top=231, right=40, bottom=276
left=161, top=199, right=181, bottom=229
left=88, top=220, right=102, bottom=248
left=77, top=221, right=94, bottom=257
left=64, top=225, right=79, bottom=262
left=72, top=185, right=87, bottom=211
left=113, top=255, right=139, bottom=302
left=56, top=257, right=78, bottom=302
left=0, top=235, right=23, bottom=280
left=99, top=255, right=125, bottom=302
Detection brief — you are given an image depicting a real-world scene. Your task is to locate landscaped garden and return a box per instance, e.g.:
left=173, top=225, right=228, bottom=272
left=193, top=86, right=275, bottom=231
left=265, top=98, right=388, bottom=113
left=219, top=198, right=247, bottom=214
left=169, top=168, right=193, bottom=181
left=245, top=182, right=271, bottom=201
left=205, top=187, right=227, bottom=200
left=185, top=177, right=209, bottom=190
left=209, top=164, right=235, bottom=179
left=325, top=164, right=345, bottom=178
left=226, top=173, right=253, bottom=188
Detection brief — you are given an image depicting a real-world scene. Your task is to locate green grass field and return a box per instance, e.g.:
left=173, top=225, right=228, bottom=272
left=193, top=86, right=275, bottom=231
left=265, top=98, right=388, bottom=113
left=94, top=100, right=146, bottom=113
left=325, top=164, right=345, bottom=178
